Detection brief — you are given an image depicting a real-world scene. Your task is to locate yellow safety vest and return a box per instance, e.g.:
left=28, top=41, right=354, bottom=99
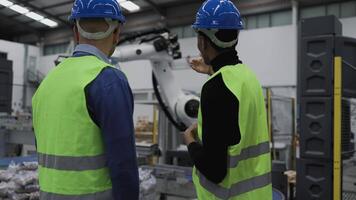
left=193, top=64, right=272, bottom=200
left=32, top=56, right=113, bottom=200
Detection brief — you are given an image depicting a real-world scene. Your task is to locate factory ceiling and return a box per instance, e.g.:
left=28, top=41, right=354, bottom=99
left=0, top=0, right=351, bottom=44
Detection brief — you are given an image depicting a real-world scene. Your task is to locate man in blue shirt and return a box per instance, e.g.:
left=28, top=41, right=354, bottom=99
left=70, top=1, right=139, bottom=199
left=74, top=38, right=139, bottom=200
left=34, top=0, right=139, bottom=199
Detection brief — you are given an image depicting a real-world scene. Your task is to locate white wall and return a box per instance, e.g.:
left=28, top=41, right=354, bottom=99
left=123, top=25, right=297, bottom=122
left=38, top=54, right=60, bottom=76
left=120, top=60, right=153, bottom=89
left=239, top=25, right=298, bottom=86
left=119, top=39, right=208, bottom=92
left=25, top=45, right=41, bottom=109
left=123, top=25, right=299, bottom=93
left=123, top=17, right=356, bottom=122
left=174, top=38, right=209, bottom=92
left=341, top=17, right=356, bottom=38
left=119, top=25, right=297, bottom=122
left=108, top=17, right=356, bottom=123
left=32, top=16, right=356, bottom=123
left=37, top=17, right=356, bottom=93
left=170, top=25, right=299, bottom=88
left=0, top=40, right=40, bottom=113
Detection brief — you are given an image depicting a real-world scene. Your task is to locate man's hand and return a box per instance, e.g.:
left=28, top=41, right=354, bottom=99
left=188, top=57, right=213, bottom=75
left=183, top=123, right=198, bottom=145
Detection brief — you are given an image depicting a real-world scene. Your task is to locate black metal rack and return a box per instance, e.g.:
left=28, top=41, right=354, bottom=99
left=297, top=15, right=356, bottom=200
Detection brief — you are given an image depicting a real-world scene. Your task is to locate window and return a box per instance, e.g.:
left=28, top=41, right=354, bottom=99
left=171, top=27, right=183, bottom=39
left=183, top=25, right=197, bottom=38
left=341, top=1, right=356, bottom=18
left=271, top=10, right=292, bottom=27
left=257, top=14, right=270, bottom=28
left=171, top=26, right=197, bottom=39
left=0, top=52, right=7, bottom=59
left=43, top=43, right=69, bottom=56
left=245, top=10, right=292, bottom=30
left=247, top=15, right=257, bottom=29
left=300, top=6, right=326, bottom=19
left=327, top=3, right=340, bottom=18
left=301, top=1, right=356, bottom=20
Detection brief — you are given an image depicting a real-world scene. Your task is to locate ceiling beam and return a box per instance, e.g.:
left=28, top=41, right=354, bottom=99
left=2, top=0, right=73, bottom=19
left=58, top=11, right=71, bottom=17
left=13, top=25, right=68, bottom=38
left=0, top=0, right=37, bottom=10
left=5, top=13, right=21, bottom=19
left=142, top=0, right=166, bottom=17
left=6, top=19, right=35, bottom=29
left=159, top=0, right=198, bottom=9
left=12, top=0, right=70, bottom=26
left=0, top=11, right=40, bottom=36
left=1, top=29, right=37, bottom=37
left=56, top=0, right=173, bottom=19
left=42, top=0, right=73, bottom=10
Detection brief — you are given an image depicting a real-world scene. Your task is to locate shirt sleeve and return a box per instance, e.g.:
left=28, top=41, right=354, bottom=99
left=188, top=73, right=241, bottom=184
left=85, top=67, right=139, bottom=200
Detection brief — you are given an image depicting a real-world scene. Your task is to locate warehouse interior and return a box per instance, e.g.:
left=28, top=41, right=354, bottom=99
left=0, top=0, right=356, bottom=200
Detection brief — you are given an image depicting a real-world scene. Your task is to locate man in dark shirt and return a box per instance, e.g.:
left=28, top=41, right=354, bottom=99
left=185, top=47, right=242, bottom=184
left=184, top=0, right=272, bottom=199
left=183, top=19, right=242, bottom=186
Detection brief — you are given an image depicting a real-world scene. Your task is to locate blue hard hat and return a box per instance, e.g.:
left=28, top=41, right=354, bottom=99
left=69, top=0, right=126, bottom=23
left=192, top=0, right=244, bottom=30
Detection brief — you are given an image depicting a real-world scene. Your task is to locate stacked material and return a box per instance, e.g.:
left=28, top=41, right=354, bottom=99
left=139, top=167, right=157, bottom=200
left=0, top=162, right=39, bottom=200
left=0, top=114, right=33, bottom=131
left=135, top=116, right=153, bottom=132
left=135, top=116, right=154, bottom=144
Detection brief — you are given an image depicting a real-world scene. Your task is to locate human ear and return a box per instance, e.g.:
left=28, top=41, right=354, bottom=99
left=73, top=25, right=79, bottom=44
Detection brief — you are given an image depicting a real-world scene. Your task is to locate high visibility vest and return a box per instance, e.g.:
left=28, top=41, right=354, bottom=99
left=32, top=56, right=113, bottom=200
left=193, top=64, right=272, bottom=200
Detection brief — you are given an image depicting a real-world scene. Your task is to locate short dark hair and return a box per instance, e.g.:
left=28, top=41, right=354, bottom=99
left=198, top=29, right=239, bottom=52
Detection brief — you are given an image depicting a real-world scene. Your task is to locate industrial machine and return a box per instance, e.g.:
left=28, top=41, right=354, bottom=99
left=113, top=30, right=200, bottom=131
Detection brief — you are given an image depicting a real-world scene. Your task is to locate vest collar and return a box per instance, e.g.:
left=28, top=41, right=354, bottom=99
left=73, top=44, right=111, bottom=65
left=210, top=50, right=242, bottom=73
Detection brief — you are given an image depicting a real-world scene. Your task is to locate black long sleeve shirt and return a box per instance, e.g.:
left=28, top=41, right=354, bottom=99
left=188, top=50, right=242, bottom=184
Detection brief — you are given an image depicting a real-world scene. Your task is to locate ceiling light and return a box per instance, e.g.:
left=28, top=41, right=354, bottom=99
left=0, top=0, right=13, bottom=7
left=120, top=1, right=140, bottom=12
left=0, top=1, right=58, bottom=28
left=26, top=12, right=44, bottom=21
left=40, top=18, right=58, bottom=28
left=9, top=4, right=29, bottom=14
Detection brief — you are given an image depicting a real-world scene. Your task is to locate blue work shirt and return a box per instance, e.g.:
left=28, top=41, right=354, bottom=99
left=72, top=44, right=139, bottom=200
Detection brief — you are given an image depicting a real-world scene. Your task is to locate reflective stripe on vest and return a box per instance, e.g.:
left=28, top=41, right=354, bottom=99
left=40, top=189, right=113, bottom=200
left=38, top=153, right=107, bottom=171
left=228, top=141, right=270, bottom=168
left=197, top=171, right=271, bottom=199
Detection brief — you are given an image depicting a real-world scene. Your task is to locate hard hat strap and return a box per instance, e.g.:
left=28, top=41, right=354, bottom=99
left=76, top=18, right=119, bottom=40
left=198, top=29, right=238, bottom=48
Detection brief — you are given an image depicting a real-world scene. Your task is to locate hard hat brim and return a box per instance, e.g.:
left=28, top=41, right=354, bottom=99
left=192, top=24, right=244, bottom=30
left=69, top=14, right=126, bottom=24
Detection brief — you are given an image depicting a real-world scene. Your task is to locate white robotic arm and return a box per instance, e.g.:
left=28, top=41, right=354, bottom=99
left=112, top=32, right=199, bottom=130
